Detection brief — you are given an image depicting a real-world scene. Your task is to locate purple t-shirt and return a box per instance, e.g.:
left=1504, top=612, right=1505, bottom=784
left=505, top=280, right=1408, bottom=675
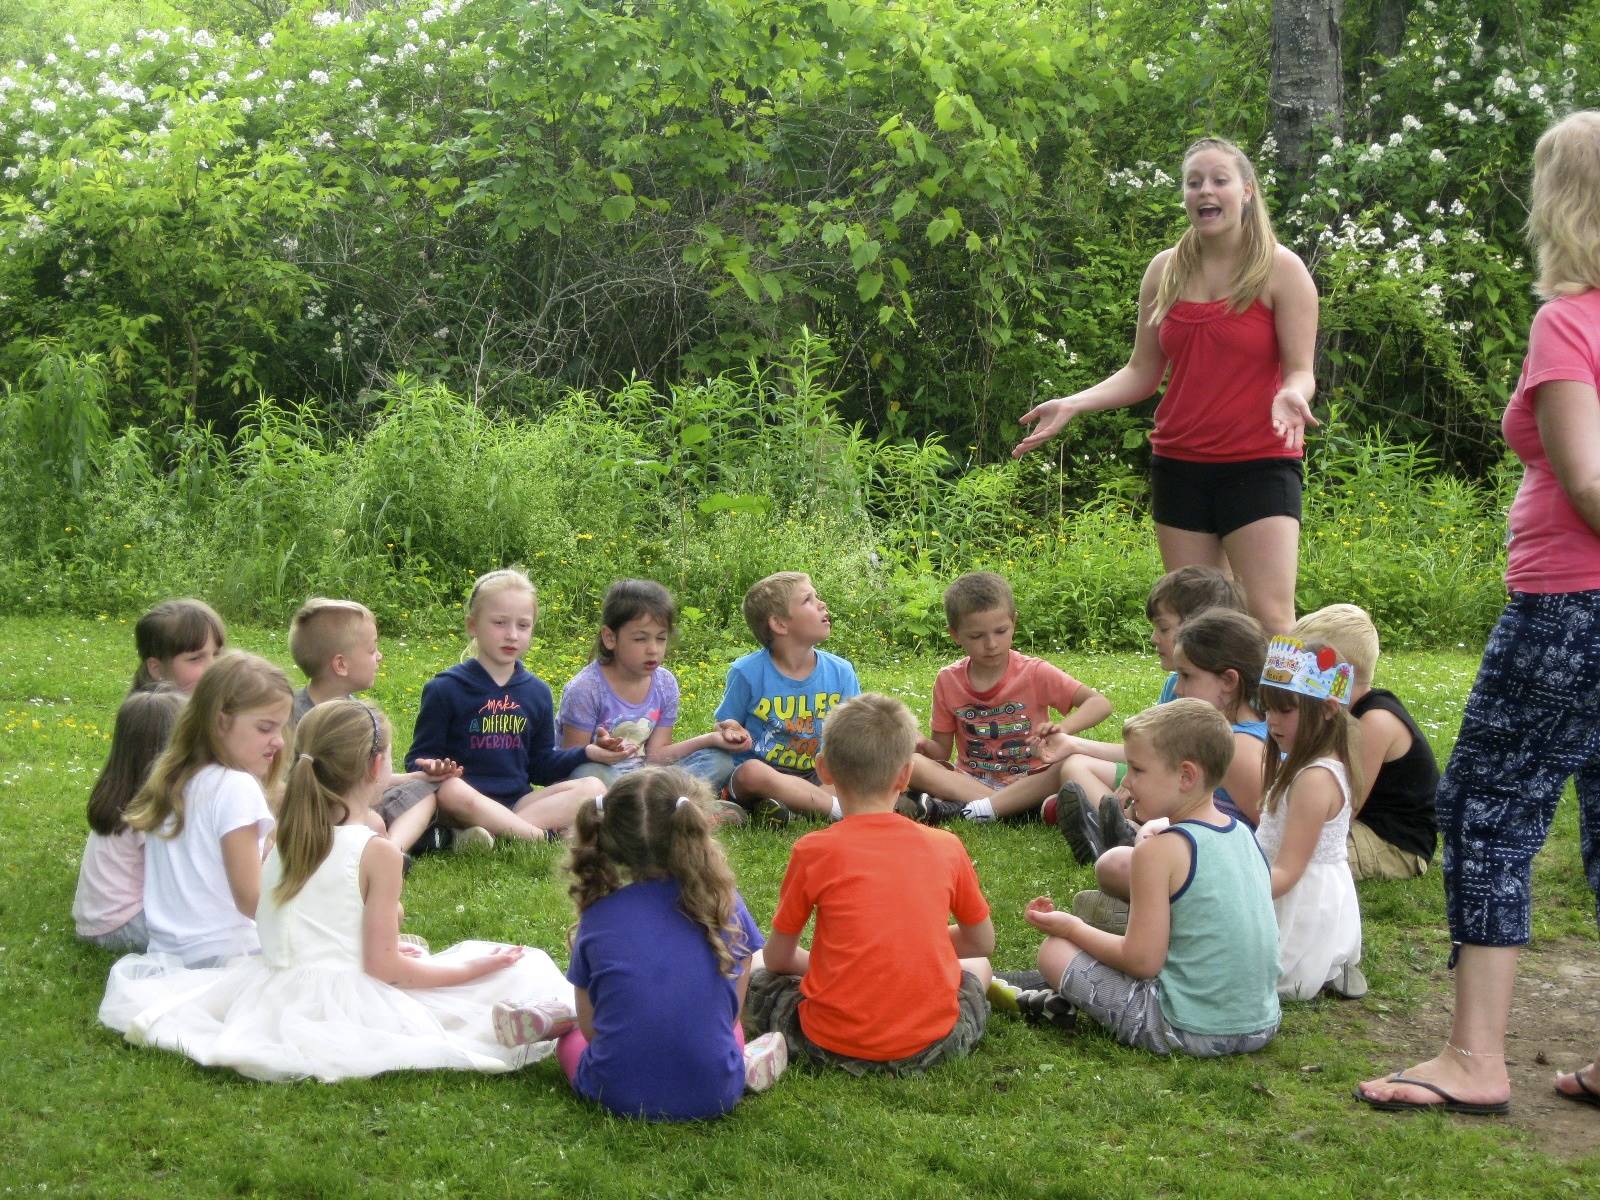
left=558, top=662, right=679, bottom=774
left=568, top=878, right=762, bottom=1121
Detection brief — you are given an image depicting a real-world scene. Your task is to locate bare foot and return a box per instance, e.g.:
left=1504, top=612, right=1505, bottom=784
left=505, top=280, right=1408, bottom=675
left=1355, top=1050, right=1510, bottom=1109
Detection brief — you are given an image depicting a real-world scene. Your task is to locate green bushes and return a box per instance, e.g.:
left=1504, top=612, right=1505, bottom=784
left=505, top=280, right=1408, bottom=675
left=0, top=338, right=1509, bottom=652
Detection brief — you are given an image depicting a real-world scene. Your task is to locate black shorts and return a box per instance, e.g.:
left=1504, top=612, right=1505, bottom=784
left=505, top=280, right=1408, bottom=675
left=1149, top=455, right=1303, bottom=537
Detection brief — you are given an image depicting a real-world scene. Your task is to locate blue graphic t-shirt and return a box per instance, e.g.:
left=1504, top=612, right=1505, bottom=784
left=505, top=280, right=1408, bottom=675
left=713, top=648, right=860, bottom=772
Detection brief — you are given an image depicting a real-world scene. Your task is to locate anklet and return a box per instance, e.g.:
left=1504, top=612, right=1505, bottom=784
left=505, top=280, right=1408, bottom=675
left=1446, top=1040, right=1504, bottom=1059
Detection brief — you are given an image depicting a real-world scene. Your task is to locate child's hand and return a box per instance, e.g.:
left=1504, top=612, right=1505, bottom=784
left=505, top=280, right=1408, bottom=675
left=914, top=736, right=947, bottom=761
left=1026, top=895, right=1057, bottom=917
left=1023, top=897, right=1075, bottom=937
left=585, top=740, right=635, bottom=765
left=415, top=757, right=463, bottom=782
left=593, top=725, right=627, bottom=753
left=1135, top=816, right=1169, bottom=844
left=465, top=945, right=524, bottom=979
left=398, top=941, right=424, bottom=959
left=1031, top=724, right=1075, bottom=765
left=714, top=720, right=752, bottom=751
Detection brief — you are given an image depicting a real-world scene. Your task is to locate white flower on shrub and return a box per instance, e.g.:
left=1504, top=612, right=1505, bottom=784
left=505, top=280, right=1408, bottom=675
left=1428, top=228, right=1447, bottom=245
left=30, top=97, right=55, bottom=114
left=190, top=30, right=215, bottom=49
left=1388, top=132, right=1403, bottom=147
left=311, top=130, right=335, bottom=148
left=258, top=32, right=273, bottom=47
left=347, top=78, right=364, bottom=90
left=1429, top=148, right=1447, bottom=165
left=1490, top=71, right=1518, bottom=97
left=434, top=327, right=449, bottom=339
left=313, top=11, right=342, bottom=28
left=1401, top=114, right=1423, bottom=131
left=309, top=70, right=330, bottom=85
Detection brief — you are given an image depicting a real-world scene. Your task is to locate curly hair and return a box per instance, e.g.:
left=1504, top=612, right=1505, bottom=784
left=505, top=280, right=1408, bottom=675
left=564, top=767, right=749, bottom=976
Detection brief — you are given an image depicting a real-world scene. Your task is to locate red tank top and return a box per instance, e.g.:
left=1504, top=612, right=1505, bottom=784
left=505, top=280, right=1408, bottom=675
left=1151, top=299, right=1295, bottom=463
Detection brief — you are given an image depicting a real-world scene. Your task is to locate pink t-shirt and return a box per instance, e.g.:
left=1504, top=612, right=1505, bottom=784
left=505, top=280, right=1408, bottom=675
left=72, top=828, right=145, bottom=937
left=1503, top=290, right=1600, bottom=594
left=931, top=651, right=1083, bottom=787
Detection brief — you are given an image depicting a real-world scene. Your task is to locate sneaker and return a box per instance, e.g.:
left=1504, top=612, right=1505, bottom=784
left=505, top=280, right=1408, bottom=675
left=750, top=797, right=792, bottom=828
left=1098, top=794, right=1138, bottom=851
left=705, top=798, right=748, bottom=827
left=451, top=826, right=495, bottom=854
left=918, top=795, right=969, bottom=827
left=492, top=998, right=577, bottom=1047
left=1324, top=963, right=1369, bottom=1000
left=743, top=1031, right=790, bottom=1092
left=1071, top=888, right=1130, bottom=935
left=996, top=968, right=1050, bottom=991
left=1041, top=792, right=1058, bottom=826
left=894, top=790, right=925, bottom=821
left=1056, top=782, right=1095, bottom=864
left=987, top=979, right=1075, bottom=1031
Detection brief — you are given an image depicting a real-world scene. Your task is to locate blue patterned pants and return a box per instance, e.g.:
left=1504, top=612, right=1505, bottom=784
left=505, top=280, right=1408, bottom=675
left=1440, top=591, right=1600, bottom=947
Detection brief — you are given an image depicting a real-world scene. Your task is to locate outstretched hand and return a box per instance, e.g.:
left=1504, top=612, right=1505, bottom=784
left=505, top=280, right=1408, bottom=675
left=1024, top=895, right=1077, bottom=937
left=1270, top=387, right=1318, bottom=452
left=1012, top=396, right=1076, bottom=459
left=415, top=757, right=463, bottom=782
left=464, top=945, right=524, bottom=979
left=714, top=719, right=752, bottom=752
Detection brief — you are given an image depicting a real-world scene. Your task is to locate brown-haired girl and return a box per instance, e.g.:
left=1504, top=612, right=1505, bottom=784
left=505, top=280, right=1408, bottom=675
left=493, top=767, right=788, bottom=1119
left=121, top=652, right=291, bottom=965
left=131, top=598, right=226, bottom=693
left=1256, top=638, right=1364, bottom=1001
left=1013, top=137, right=1318, bottom=635
left=100, top=699, right=570, bottom=1081
left=72, top=686, right=186, bottom=951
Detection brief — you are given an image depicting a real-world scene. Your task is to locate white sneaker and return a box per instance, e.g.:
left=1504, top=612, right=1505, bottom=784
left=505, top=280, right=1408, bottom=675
left=743, top=1032, right=789, bottom=1092
left=492, top=998, right=577, bottom=1046
left=451, top=826, right=495, bottom=854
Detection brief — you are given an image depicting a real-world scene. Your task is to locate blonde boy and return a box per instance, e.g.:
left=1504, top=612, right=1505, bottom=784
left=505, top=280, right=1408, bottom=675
left=997, top=699, right=1280, bottom=1056
left=714, top=572, right=859, bottom=824
left=746, top=693, right=995, bottom=1072
left=287, top=598, right=460, bottom=854
left=914, top=572, right=1111, bottom=823
left=1292, top=604, right=1439, bottom=880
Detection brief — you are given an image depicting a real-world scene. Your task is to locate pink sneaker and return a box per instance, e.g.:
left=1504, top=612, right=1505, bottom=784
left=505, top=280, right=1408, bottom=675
left=743, top=1032, right=789, bottom=1092
left=492, top=998, right=576, bottom=1047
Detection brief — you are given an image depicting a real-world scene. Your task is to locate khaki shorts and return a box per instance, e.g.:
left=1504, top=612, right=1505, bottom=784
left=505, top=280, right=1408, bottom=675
left=376, top=777, right=438, bottom=828
left=1347, top=819, right=1430, bottom=882
left=744, top=968, right=987, bottom=1076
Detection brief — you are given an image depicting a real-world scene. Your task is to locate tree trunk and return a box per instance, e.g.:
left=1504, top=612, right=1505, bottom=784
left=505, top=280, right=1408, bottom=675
left=1270, top=0, right=1344, bottom=188
left=1373, top=0, right=1408, bottom=59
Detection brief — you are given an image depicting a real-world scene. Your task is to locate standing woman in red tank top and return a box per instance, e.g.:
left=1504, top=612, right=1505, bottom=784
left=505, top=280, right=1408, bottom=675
left=1014, top=138, right=1319, bottom=634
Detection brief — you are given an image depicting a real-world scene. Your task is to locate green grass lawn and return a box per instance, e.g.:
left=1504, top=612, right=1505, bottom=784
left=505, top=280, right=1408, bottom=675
left=1, top=614, right=1594, bottom=1197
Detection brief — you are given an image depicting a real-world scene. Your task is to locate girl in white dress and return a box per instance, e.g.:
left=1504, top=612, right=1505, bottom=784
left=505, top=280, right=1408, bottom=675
left=100, top=699, right=571, bottom=1082
left=1256, top=636, right=1365, bottom=1000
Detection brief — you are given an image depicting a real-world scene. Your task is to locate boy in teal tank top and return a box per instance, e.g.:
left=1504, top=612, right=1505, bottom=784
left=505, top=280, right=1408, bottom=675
left=992, top=699, right=1280, bottom=1055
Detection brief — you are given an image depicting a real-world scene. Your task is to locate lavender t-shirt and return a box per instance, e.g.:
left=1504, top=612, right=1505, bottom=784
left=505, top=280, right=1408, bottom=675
left=558, top=662, right=679, bottom=773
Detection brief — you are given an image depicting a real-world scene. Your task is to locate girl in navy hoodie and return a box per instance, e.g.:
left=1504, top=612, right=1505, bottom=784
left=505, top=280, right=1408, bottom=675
left=407, top=569, right=628, bottom=850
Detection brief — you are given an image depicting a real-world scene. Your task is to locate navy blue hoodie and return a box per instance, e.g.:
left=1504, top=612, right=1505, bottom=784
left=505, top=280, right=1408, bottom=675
left=407, top=659, right=587, bottom=804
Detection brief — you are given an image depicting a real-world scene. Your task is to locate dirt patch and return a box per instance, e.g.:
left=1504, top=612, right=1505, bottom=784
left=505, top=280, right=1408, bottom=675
left=1334, top=938, right=1600, bottom=1158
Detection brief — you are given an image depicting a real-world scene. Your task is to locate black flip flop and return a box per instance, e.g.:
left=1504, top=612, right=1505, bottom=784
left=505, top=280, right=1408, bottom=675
left=1555, top=1069, right=1600, bottom=1108
left=1353, top=1073, right=1509, bottom=1116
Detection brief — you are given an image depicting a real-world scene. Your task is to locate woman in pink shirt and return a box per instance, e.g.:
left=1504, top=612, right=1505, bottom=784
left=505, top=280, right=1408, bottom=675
left=1358, top=111, right=1600, bottom=1117
left=1012, top=137, right=1319, bottom=634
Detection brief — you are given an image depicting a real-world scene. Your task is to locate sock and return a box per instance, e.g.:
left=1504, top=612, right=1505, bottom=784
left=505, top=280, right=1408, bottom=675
left=963, top=797, right=995, bottom=822
left=829, top=797, right=843, bottom=821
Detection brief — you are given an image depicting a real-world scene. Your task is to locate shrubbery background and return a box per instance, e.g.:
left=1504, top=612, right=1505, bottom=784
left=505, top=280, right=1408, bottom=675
left=2, top=0, right=1592, bottom=648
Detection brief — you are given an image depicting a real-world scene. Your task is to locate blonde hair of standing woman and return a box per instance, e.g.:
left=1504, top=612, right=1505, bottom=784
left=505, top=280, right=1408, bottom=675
left=1528, top=111, right=1600, bottom=299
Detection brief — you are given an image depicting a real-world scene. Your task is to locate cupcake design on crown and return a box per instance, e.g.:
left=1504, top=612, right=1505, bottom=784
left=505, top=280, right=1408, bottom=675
left=1262, top=636, right=1354, bottom=705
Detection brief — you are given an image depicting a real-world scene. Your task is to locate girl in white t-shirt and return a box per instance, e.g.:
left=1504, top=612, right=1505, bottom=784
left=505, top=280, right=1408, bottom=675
left=73, top=686, right=186, bottom=951
left=123, top=652, right=293, bottom=966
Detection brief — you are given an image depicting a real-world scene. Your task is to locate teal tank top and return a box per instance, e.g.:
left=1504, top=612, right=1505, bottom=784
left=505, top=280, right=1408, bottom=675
left=1156, top=817, right=1281, bottom=1036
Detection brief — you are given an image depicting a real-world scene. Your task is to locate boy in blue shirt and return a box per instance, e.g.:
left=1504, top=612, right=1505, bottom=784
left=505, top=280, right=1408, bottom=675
left=715, top=572, right=860, bottom=825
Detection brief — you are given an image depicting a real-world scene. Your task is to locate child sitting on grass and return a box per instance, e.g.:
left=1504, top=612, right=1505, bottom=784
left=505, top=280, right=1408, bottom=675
left=73, top=686, right=185, bottom=952
left=1044, top=566, right=1246, bottom=860
left=407, top=569, right=613, bottom=850
left=911, top=571, right=1111, bottom=825
left=131, top=598, right=226, bottom=694
left=744, top=693, right=995, bottom=1073
left=992, top=699, right=1280, bottom=1057
left=714, top=571, right=860, bottom=825
left=1292, top=604, right=1439, bottom=881
left=288, top=597, right=461, bottom=854
left=492, top=767, right=789, bottom=1120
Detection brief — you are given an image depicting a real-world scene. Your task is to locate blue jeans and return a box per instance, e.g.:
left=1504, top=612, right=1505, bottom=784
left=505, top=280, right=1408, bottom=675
left=568, top=747, right=736, bottom=792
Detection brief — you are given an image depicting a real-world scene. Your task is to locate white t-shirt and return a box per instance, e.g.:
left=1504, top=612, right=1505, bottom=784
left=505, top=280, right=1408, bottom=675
left=143, top=764, right=274, bottom=964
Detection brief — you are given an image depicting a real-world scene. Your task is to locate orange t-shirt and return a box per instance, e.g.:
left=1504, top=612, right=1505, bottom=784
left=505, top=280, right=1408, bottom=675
left=771, top=812, right=990, bottom=1061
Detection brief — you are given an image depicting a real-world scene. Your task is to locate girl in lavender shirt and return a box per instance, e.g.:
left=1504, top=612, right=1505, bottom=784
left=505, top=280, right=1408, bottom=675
left=559, top=580, right=749, bottom=793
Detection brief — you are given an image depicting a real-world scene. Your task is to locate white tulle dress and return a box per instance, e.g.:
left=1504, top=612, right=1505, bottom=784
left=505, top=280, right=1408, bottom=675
left=99, top=825, right=571, bottom=1082
left=1254, top=757, right=1362, bottom=1001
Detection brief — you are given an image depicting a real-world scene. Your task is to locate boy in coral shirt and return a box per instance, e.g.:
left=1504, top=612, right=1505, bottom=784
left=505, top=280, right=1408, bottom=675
left=744, top=693, right=994, bottom=1072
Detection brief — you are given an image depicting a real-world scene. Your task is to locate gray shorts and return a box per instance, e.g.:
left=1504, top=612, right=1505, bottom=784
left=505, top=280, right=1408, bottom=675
left=377, top=777, right=437, bottom=828
left=80, top=911, right=147, bottom=953
left=743, top=968, right=987, bottom=1076
left=1056, top=954, right=1277, bottom=1058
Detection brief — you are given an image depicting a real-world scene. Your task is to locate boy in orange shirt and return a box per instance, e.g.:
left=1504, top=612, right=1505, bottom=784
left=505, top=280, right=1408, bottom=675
left=745, top=693, right=995, bottom=1072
